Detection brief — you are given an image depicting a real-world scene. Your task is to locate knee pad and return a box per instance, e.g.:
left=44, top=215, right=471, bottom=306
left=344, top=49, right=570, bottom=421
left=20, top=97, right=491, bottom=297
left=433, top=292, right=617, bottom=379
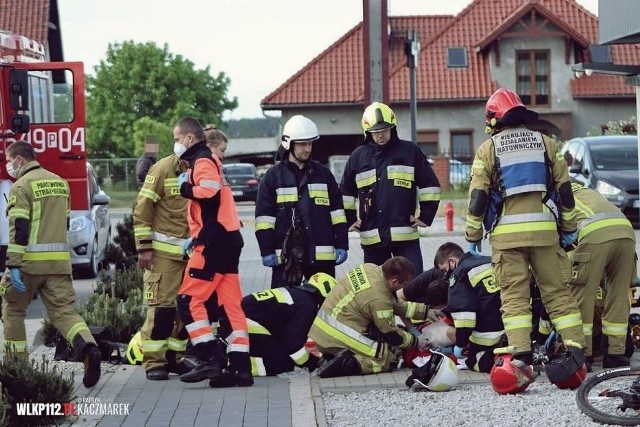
left=149, top=307, right=176, bottom=339
left=176, top=295, right=194, bottom=325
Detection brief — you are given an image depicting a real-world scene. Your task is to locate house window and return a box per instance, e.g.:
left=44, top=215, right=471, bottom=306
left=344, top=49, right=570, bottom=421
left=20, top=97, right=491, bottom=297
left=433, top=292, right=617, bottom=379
left=417, top=130, right=438, bottom=156
left=450, top=130, right=473, bottom=160
left=447, top=47, right=468, bottom=68
left=516, top=50, right=549, bottom=106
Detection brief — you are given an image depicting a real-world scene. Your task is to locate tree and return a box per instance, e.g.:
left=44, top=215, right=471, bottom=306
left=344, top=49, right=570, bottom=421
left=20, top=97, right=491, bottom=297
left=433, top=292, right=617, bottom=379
left=86, top=41, right=237, bottom=157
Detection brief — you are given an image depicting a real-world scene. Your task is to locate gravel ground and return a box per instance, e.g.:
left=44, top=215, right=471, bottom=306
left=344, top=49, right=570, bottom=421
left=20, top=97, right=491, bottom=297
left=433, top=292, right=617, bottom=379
left=323, top=381, right=610, bottom=427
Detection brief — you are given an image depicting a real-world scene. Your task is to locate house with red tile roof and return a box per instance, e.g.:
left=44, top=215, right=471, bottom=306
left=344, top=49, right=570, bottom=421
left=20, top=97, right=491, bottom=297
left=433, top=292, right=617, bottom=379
left=261, top=0, right=638, bottom=168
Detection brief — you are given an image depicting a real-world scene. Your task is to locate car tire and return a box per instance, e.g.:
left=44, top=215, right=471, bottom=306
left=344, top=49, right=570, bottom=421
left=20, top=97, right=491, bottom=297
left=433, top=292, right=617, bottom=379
left=83, top=236, right=99, bottom=279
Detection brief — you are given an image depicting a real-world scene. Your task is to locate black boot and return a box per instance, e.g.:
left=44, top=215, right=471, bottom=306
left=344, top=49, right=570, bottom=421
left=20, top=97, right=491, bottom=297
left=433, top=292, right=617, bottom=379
left=316, top=349, right=361, bottom=378
left=209, top=352, right=253, bottom=388
left=82, top=345, right=102, bottom=388
left=302, top=354, right=320, bottom=373
left=146, top=367, right=169, bottom=381
left=179, top=340, right=224, bottom=383
left=603, top=353, right=630, bottom=369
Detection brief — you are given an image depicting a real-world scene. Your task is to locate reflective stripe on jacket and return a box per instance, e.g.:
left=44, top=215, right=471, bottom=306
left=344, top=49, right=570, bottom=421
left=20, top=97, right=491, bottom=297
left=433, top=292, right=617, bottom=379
left=572, top=186, right=635, bottom=245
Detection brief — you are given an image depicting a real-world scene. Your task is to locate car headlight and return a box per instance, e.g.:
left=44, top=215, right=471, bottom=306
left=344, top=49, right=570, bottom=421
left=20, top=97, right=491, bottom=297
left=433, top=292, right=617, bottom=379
left=596, top=180, right=623, bottom=199
left=69, top=216, right=87, bottom=233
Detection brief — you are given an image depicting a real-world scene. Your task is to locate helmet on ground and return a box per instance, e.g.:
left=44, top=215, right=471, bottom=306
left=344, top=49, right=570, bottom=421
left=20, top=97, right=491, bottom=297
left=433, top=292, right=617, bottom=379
left=281, top=115, right=319, bottom=150
left=490, top=354, right=535, bottom=394
left=304, top=272, right=337, bottom=298
left=125, top=331, right=143, bottom=365
left=406, top=351, right=459, bottom=391
left=362, top=102, right=396, bottom=134
left=484, top=88, right=538, bottom=134
left=545, top=344, right=586, bottom=390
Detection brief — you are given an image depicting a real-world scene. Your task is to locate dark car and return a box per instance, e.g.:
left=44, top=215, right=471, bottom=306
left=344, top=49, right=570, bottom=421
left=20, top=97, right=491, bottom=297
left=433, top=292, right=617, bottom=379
left=560, top=135, right=638, bottom=226
left=224, top=163, right=260, bottom=202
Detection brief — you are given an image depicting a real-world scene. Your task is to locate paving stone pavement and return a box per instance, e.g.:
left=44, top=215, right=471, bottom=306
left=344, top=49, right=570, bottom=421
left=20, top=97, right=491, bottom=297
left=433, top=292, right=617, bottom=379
left=9, top=209, right=640, bottom=426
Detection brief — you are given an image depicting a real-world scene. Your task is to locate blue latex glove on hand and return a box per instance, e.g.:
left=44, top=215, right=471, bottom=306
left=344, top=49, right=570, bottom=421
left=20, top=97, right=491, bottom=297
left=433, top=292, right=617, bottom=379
left=468, top=241, right=482, bottom=255
left=453, top=345, right=465, bottom=359
left=407, top=326, right=421, bottom=338
left=177, top=172, right=188, bottom=188
left=10, top=268, right=25, bottom=293
left=262, top=254, right=278, bottom=268
left=182, top=238, right=193, bottom=256
left=561, top=231, right=579, bottom=248
left=335, top=249, right=348, bottom=265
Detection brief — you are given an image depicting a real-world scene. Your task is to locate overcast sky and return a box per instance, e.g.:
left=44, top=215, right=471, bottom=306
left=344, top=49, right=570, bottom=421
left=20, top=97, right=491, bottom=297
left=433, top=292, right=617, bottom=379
left=58, top=0, right=599, bottom=120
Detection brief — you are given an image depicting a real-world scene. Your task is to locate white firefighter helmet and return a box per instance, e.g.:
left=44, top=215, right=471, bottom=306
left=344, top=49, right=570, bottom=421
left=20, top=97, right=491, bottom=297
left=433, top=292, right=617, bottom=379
left=407, top=351, right=459, bottom=391
left=281, top=115, right=319, bottom=150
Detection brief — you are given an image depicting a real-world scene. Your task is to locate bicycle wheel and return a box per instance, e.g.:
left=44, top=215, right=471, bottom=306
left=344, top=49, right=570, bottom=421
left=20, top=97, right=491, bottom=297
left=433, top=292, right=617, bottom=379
left=576, top=366, right=640, bottom=426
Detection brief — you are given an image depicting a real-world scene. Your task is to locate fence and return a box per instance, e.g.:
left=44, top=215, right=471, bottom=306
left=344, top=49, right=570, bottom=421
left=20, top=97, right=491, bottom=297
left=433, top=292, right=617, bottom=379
left=90, top=158, right=139, bottom=193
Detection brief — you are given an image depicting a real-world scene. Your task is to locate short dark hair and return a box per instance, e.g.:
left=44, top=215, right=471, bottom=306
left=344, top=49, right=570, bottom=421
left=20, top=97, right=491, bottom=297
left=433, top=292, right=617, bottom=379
left=425, top=279, right=449, bottom=307
left=175, top=116, right=205, bottom=141
left=434, top=242, right=465, bottom=267
left=6, top=140, right=35, bottom=161
left=381, top=256, right=415, bottom=284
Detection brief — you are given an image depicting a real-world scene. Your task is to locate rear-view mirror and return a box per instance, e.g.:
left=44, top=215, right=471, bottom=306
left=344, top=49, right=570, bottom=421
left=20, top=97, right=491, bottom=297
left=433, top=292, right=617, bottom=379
left=9, top=69, right=29, bottom=110
left=93, top=193, right=110, bottom=206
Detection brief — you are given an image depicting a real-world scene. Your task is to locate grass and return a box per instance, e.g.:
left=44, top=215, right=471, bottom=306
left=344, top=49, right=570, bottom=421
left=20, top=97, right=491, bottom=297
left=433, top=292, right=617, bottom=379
left=106, top=189, right=138, bottom=209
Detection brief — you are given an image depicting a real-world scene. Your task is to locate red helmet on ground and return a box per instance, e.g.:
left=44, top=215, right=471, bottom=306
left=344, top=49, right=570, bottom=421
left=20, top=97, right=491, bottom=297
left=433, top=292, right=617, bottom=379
left=485, top=88, right=524, bottom=123
left=545, top=344, right=587, bottom=389
left=553, top=363, right=587, bottom=390
left=490, top=354, right=535, bottom=394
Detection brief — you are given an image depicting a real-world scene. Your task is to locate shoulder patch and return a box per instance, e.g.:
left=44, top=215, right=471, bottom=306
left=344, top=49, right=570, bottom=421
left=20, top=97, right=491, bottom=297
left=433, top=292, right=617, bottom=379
left=145, top=175, right=156, bottom=184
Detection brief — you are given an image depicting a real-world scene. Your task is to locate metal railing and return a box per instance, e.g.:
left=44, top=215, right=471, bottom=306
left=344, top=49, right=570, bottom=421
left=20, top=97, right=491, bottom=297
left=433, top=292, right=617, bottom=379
left=89, top=158, right=139, bottom=192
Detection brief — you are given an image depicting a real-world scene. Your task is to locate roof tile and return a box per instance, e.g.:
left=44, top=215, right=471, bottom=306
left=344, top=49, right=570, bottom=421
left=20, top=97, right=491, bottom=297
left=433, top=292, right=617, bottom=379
left=0, top=0, right=50, bottom=45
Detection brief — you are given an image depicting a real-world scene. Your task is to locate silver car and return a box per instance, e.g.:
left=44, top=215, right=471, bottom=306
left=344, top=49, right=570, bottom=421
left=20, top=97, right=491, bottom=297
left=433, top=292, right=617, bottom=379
left=68, top=163, right=111, bottom=278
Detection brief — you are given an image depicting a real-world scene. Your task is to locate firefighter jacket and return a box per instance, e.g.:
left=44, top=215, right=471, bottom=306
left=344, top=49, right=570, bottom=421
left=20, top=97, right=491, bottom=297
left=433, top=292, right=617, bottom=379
left=179, top=141, right=243, bottom=247
left=309, top=263, right=428, bottom=358
left=6, top=161, right=72, bottom=274
left=340, top=129, right=441, bottom=247
left=242, top=285, right=321, bottom=364
left=448, top=253, right=504, bottom=348
left=465, top=127, right=577, bottom=250
left=133, top=155, right=189, bottom=260
left=255, top=159, right=348, bottom=264
left=572, top=185, right=635, bottom=245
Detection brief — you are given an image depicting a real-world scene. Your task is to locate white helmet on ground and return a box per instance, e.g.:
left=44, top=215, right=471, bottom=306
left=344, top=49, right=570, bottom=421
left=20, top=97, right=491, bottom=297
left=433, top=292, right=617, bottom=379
left=281, top=115, right=319, bottom=150
left=406, top=351, right=459, bottom=391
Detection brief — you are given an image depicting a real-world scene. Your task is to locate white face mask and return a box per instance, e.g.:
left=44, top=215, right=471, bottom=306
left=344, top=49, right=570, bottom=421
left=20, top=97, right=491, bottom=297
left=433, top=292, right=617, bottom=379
left=6, top=159, right=18, bottom=179
left=173, top=142, right=187, bottom=157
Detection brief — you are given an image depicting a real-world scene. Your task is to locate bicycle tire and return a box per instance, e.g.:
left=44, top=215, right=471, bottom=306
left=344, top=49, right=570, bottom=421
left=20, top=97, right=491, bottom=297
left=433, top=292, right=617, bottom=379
left=576, top=366, right=640, bottom=426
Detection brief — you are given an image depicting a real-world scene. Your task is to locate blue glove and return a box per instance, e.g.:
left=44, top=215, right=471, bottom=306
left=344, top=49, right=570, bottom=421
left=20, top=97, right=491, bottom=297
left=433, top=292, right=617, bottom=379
left=177, top=172, right=188, bottom=188
left=182, top=238, right=193, bottom=255
left=407, top=326, right=421, bottom=338
left=262, top=254, right=278, bottom=267
left=335, top=249, right=348, bottom=265
left=561, top=231, right=579, bottom=248
left=453, top=345, right=465, bottom=359
left=467, top=241, right=482, bottom=255
left=10, top=268, right=25, bottom=293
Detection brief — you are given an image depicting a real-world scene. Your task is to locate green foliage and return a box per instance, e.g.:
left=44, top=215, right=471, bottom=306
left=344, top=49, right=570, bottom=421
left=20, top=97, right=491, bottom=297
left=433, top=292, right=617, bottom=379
left=94, top=265, right=144, bottom=301
left=105, top=214, right=138, bottom=270
left=132, top=118, right=173, bottom=157
left=86, top=40, right=238, bottom=158
left=222, top=117, right=280, bottom=138
left=587, top=115, right=637, bottom=136
left=0, top=351, right=74, bottom=426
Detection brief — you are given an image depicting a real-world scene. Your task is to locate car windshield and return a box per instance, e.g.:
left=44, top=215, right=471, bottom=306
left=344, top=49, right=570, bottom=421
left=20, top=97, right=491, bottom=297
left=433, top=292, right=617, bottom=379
left=225, top=165, right=254, bottom=175
left=590, top=143, right=638, bottom=171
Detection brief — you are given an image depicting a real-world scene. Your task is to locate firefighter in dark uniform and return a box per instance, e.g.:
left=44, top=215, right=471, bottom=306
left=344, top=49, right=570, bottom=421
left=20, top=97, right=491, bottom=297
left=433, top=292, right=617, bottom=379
left=465, top=88, right=586, bottom=391
left=229, top=272, right=336, bottom=376
left=568, top=183, right=636, bottom=368
left=255, top=115, right=348, bottom=288
left=1, top=140, right=101, bottom=388
left=434, top=242, right=504, bottom=373
left=340, top=102, right=440, bottom=275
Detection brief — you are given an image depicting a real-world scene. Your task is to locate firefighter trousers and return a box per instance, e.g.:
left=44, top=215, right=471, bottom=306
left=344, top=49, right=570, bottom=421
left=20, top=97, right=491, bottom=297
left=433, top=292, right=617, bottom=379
left=140, top=256, right=188, bottom=372
left=363, top=240, right=424, bottom=275
left=1, top=272, right=96, bottom=355
left=315, top=342, right=394, bottom=375
left=270, top=262, right=335, bottom=288
left=177, top=244, right=249, bottom=362
left=492, top=245, right=585, bottom=353
left=568, top=239, right=636, bottom=356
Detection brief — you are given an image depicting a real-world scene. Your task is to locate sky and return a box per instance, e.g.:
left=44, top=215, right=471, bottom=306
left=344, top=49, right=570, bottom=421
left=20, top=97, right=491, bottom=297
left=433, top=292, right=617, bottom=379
left=58, top=0, right=599, bottom=120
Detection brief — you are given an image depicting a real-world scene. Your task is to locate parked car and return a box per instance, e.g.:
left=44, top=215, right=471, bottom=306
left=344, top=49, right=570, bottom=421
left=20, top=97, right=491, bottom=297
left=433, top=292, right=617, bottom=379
left=560, top=135, right=639, bottom=226
left=224, top=163, right=260, bottom=202
left=69, top=163, right=111, bottom=278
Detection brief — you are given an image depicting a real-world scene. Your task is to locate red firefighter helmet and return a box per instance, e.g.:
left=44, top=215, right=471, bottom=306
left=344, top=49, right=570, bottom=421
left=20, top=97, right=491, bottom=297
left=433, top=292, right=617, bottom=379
left=490, top=354, right=535, bottom=395
left=553, top=363, right=587, bottom=390
left=485, top=88, right=524, bottom=123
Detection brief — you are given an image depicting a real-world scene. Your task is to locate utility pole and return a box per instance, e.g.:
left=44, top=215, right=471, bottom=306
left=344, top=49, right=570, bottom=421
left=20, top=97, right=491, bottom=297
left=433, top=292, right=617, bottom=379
left=405, top=29, right=419, bottom=144
left=363, top=0, right=389, bottom=106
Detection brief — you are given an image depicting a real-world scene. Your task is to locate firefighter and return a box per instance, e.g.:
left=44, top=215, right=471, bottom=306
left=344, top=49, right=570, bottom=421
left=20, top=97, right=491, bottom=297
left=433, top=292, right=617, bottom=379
left=465, top=88, right=586, bottom=390
left=434, top=242, right=505, bottom=373
left=173, top=117, right=252, bottom=388
left=227, top=272, right=337, bottom=377
left=567, top=183, right=636, bottom=368
left=1, top=140, right=101, bottom=387
left=255, top=115, right=348, bottom=288
left=133, top=142, right=190, bottom=380
left=340, top=102, right=440, bottom=275
left=309, top=256, right=431, bottom=378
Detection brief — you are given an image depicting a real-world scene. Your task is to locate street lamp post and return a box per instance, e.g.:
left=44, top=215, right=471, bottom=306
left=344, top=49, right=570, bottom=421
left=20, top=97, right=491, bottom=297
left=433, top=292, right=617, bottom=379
left=405, top=29, right=420, bottom=144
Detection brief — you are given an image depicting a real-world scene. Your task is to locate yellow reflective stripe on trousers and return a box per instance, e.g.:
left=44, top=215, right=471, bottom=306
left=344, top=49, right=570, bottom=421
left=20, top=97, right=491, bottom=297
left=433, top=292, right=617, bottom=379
left=602, top=320, right=629, bottom=337
left=66, top=322, right=90, bottom=344
left=4, top=340, right=27, bottom=353
left=251, top=357, right=267, bottom=377
left=502, top=314, right=532, bottom=331
left=142, top=339, right=167, bottom=352
left=390, top=226, right=419, bottom=242
left=551, top=312, right=582, bottom=331
left=167, top=337, right=188, bottom=351
left=469, top=331, right=504, bottom=346
left=582, top=323, right=593, bottom=336
left=314, top=310, right=378, bottom=358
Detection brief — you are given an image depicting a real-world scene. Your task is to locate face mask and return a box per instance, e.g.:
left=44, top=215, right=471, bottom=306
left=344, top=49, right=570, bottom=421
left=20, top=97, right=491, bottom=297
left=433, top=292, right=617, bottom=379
left=6, top=159, right=18, bottom=179
left=173, top=142, right=187, bottom=157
